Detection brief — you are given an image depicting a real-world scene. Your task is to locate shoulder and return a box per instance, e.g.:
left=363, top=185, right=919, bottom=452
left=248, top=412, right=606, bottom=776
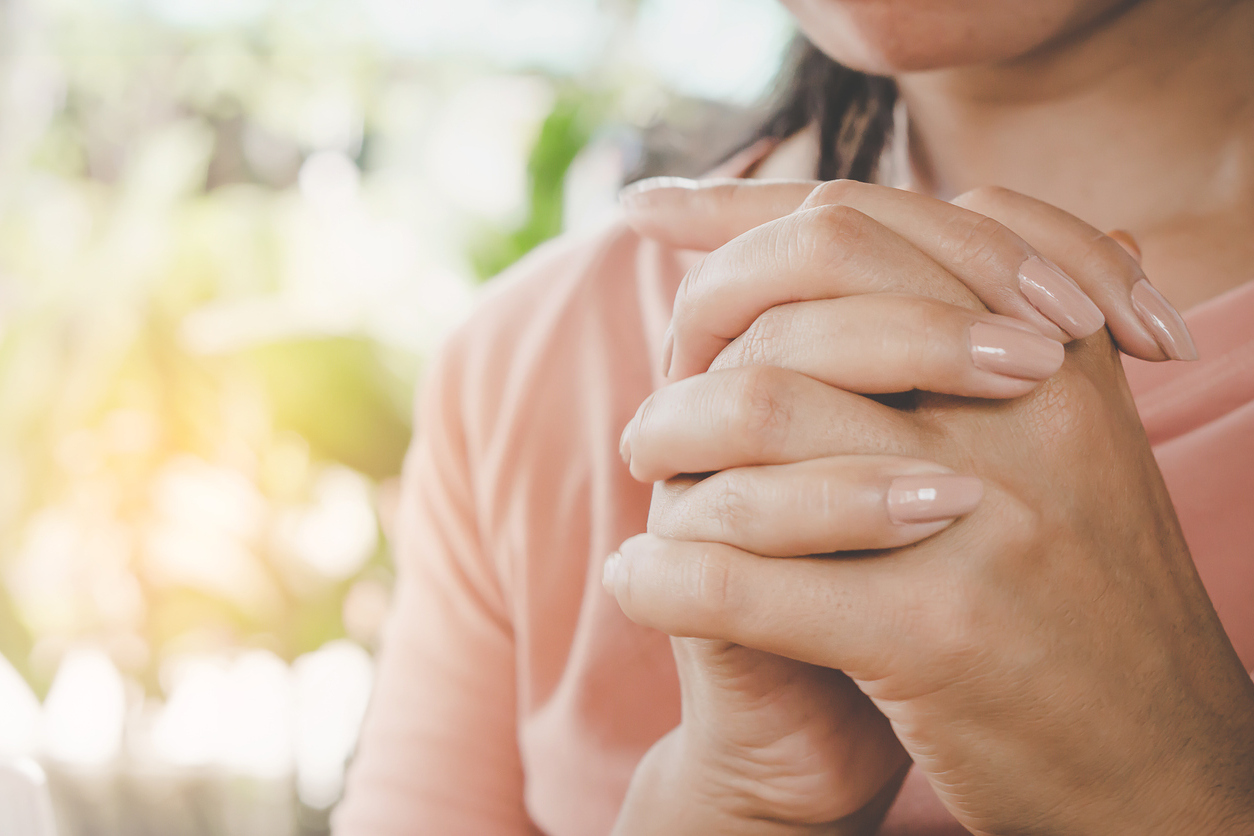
left=420, top=218, right=684, bottom=475
left=446, top=220, right=649, bottom=380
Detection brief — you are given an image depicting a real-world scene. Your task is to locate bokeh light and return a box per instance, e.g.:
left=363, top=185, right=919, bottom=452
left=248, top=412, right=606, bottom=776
left=0, top=0, right=793, bottom=833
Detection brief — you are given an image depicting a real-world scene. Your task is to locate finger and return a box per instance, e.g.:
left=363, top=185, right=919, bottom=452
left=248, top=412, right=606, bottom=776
left=648, top=455, right=984, bottom=556
left=623, top=179, right=1097, bottom=346
left=647, top=182, right=1108, bottom=383
left=667, top=634, right=910, bottom=816
left=1106, top=229, right=1142, bottom=263
left=602, top=533, right=898, bottom=678
left=798, top=181, right=1103, bottom=343
left=621, top=366, right=922, bottom=483
left=619, top=177, right=817, bottom=252
left=710, top=294, right=1065, bottom=400
left=666, top=206, right=987, bottom=380
left=953, top=187, right=1197, bottom=362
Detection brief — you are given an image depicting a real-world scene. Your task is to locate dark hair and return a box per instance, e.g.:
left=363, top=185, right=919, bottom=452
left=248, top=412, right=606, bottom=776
left=744, top=36, right=899, bottom=183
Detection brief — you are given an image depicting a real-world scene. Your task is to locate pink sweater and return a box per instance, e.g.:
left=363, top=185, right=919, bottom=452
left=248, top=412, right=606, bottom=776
left=333, top=217, right=1254, bottom=835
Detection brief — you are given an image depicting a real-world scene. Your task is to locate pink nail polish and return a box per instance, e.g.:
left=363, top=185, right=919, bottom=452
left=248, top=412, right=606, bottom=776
left=1018, top=256, right=1105, bottom=339
left=1130, top=280, right=1198, bottom=361
left=887, top=475, right=984, bottom=524
left=619, top=425, right=632, bottom=466
left=660, top=326, right=674, bottom=378
left=969, top=321, right=1065, bottom=380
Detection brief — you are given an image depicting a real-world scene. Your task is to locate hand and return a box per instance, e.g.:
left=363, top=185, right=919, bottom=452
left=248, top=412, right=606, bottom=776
left=620, top=177, right=1196, bottom=384
left=612, top=640, right=911, bottom=836
left=609, top=183, right=1254, bottom=834
left=614, top=180, right=1104, bottom=833
left=612, top=326, right=1004, bottom=832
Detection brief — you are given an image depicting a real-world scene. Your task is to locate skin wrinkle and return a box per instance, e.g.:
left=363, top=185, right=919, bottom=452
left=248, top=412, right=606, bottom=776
left=891, top=2, right=1254, bottom=312
left=728, top=312, right=789, bottom=371
left=733, top=368, right=797, bottom=460
left=798, top=205, right=874, bottom=289
left=711, top=474, right=750, bottom=543
left=336, top=4, right=1254, bottom=832
left=342, top=3, right=1254, bottom=835
left=937, top=213, right=1016, bottom=284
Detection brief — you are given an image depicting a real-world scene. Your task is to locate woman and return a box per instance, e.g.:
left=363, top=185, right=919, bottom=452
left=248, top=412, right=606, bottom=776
left=334, top=1, right=1254, bottom=833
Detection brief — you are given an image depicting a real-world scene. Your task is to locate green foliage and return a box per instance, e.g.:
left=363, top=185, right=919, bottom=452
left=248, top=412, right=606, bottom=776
left=241, top=338, right=415, bottom=482
left=0, top=586, right=35, bottom=693
left=0, top=9, right=426, bottom=694
left=470, top=90, right=601, bottom=280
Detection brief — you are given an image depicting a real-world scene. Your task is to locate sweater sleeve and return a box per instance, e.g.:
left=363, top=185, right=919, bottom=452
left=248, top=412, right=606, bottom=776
left=332, top=330, right=541, bottom=836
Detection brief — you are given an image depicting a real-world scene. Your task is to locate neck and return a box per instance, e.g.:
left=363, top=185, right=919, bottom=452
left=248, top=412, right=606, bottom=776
left=896, top=0, right=1254, bottom=308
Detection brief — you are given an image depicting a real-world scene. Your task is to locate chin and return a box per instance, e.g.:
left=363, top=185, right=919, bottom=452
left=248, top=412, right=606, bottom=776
left=779, top=0, right=1117, bottom=74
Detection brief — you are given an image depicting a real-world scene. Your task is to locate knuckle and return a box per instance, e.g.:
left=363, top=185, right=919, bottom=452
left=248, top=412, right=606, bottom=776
left=689, top=547, right=736, bottom=625
left=732, top=310, right=787, bottom=367
left=887, top=491, right=1049, bottom=682
left=810, top=202, right=872, bottom=249
left=707, top=474, right=750, bottom=540
left=896, top=297, right=949, bottom=374
left=1016, top=353, right=1129, bottom=464
left=906, top=572, right=986, bottom=671
left=1032, top=378, right=1084, bottom=438
left=789, top=204, right=872, bottom=275
left=767, top=213, right=823, bottom=277
left=1022, top=372, right=1099, bottom=446
left=729, top=366, right=793, bottom=453
left=945, top=214, right=1020, bottom=279
left=803, top=178, right=860, bottom=209
left=951, top=184, right=1017, bottom=212
left=1072, top=233, right=1142, bottom=289
left=993, top=495, right=1045, bottom=552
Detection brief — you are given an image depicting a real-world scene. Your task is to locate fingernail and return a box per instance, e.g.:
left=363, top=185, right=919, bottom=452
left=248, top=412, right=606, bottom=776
left=619, top=424, right=632, bottom=466
left=1107, top=229, right=1142, bottom=264
left=602, top=551, right=623, bottom=591
left=1131, top=279, right=1198, bottom=361
left=887, top=475, right=984, bottom=524
left=660, top=326, right=674, bottom=378
left=969, top=321, right=1065, bottom=380
left=619, top=176, right=699, bottom=206
left=1018, top=256, right=1105, bottom=339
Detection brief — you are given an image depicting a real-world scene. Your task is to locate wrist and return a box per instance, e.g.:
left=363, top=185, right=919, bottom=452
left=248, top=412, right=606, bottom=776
left=1129, top=778, right=1254, bottom=836
left=1092, top=691, right=1254, bottom=836
left=613, top=726, right=897, bottom=836
left=613, top=728, right=809, bottom=836
left=1149, top=751, right=1254, bottom=836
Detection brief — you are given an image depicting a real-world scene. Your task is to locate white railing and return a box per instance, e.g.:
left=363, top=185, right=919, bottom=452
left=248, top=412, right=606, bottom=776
left=0, top=759, right=59, bottom=836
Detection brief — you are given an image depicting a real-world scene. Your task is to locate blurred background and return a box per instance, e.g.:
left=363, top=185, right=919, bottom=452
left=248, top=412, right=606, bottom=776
left=0, top=0, right=792, bottom=832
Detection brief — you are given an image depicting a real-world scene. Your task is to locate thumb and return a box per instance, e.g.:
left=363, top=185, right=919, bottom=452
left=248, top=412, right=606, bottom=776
left=619, top=178, right=820, bottom=252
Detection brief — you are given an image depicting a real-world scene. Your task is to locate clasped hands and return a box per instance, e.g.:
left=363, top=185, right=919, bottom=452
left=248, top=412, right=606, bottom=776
left=604, top=180, right=1254, bottom=835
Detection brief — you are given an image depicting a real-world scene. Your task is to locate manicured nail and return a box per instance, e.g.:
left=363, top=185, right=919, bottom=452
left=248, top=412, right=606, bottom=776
left=619, top=424, right=632, bottom=466
left=1018, top=256, right=1105, bottom=339
left=1131, top=279, right=1198, bottom=361
left=601, top=551, right=623, bottom=591
left=887, top=475, right=984, bottom=524
left=969, top=321, right=1065, bottom=380
left=619, top=176, right=699, bottom=206
left=1107, top=229, right=1142, bottom=264
left=660, top=326, right=674, bottom=378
